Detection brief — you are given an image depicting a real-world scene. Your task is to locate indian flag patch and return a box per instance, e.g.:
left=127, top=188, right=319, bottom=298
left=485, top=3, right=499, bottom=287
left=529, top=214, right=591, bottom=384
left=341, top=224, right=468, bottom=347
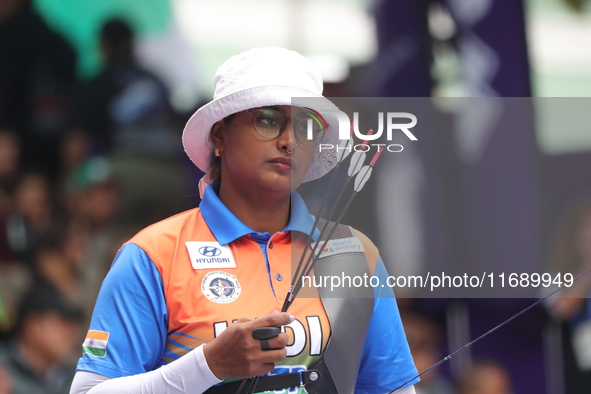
left=83, top=330, right=109, bottom=357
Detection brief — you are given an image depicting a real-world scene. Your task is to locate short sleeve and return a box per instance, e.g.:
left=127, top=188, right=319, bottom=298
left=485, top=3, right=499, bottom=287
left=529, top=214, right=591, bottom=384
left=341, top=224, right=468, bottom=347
left=75, top=243, right=169, bottom=378
left=355, top=257, right=419, bottom=393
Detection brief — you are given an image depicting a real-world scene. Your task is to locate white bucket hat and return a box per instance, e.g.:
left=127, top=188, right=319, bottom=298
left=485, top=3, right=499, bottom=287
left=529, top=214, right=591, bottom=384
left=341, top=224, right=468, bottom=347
left=182, top=46, right=348, bottom=184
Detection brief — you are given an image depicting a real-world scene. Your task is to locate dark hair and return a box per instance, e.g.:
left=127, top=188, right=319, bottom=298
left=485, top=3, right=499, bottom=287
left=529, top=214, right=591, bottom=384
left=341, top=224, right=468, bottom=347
left=208, top=150, right=221, bottom=183
left=14, top=286, right=83, bottom=334
left=99, top=18, right=134, bottom=64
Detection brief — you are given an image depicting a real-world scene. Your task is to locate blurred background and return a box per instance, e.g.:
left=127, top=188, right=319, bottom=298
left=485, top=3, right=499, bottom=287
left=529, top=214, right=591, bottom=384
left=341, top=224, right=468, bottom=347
left=0, top=0, right=590, bottom=393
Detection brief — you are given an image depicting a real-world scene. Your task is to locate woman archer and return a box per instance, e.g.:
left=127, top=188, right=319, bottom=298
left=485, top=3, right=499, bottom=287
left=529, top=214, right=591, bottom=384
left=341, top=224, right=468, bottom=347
left=70, top=47, right=418, bottom=394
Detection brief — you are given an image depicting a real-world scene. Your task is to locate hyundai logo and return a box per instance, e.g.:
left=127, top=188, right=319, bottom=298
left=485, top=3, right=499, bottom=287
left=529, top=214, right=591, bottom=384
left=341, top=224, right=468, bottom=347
left=199, top=246, right=222, bottom=257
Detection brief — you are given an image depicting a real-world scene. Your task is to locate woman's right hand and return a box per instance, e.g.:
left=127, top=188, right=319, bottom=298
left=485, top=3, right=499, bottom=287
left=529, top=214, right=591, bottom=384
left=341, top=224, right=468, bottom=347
left=202, top=313, right=293, bottom=380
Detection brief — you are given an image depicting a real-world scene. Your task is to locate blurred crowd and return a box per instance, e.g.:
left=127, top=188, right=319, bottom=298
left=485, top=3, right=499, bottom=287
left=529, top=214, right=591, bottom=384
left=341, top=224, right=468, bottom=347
left=400, top=308, right=514, bottom=394
left=0, top=1, right=198, bottom=392
left=0, top=0, right=590, bottom=393
left=0, top=2, right=517, bottom=392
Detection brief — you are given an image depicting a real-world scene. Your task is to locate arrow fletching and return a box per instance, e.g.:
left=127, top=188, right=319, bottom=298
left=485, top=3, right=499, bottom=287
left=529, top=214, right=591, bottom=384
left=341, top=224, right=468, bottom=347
left=354, top=166, right=372, bottom=192
left=348, top=151, right=366, bottom=177
left=336, top=137, right=353, bottom=162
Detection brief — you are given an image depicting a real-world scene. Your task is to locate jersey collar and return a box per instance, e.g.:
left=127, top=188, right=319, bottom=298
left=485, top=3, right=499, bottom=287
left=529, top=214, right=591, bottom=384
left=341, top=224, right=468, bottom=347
left=200, top=184, right=316, bottom=245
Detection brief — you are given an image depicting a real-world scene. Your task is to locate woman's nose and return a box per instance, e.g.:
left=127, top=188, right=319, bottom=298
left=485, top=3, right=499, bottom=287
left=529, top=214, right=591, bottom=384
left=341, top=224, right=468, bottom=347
left=278, top=119, right=295, bottom=153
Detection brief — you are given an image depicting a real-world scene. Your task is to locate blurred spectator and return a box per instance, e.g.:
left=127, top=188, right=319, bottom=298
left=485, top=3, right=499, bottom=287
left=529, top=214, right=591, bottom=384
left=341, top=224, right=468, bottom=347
left=457, top=360, right=513, bottom=394
left=64, top=157, right=118, bottom=232
left=69, top=18, right=179, bottom=157
left=0, top=172, right=58, bottom=316
left=0, top=365, right=13, bottom=394
left=0, top=129, right=21, bottom=266
left=547, top=196, right=591, bottom=393
left=0, top=296, right=10, bottom=335
left=6, top=172, right=57, bottom=262
left=0, top=286, right=83, bottom=394
left=69, top=17, right=190, bottom=229
left=30, top=227, right=83, bottom=308
left=402, top=311, right=455, bottom=394
left=59, top=130, right=90, bottom=177
left=25, top=221, right=112, bottom=322
left=0, top=129, right=20, bottom=213
left=548, top=197, right=591, bottom=321
left=61, top=157, right=125, bottom=315
left=0, top=0, right=78, bottom=180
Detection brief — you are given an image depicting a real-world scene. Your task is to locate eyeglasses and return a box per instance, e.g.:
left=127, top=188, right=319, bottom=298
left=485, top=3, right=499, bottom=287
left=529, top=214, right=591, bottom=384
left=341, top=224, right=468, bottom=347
left=244, top=108, right=327, bottom=147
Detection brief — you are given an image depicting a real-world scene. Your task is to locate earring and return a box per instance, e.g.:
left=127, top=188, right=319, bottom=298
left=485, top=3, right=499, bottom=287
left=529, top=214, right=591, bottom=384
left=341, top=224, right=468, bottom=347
left=215, top=149, right=221, bottom=157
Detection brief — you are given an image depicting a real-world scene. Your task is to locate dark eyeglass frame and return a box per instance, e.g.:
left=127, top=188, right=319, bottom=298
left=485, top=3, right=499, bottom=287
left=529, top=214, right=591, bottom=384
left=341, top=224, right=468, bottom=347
left=243, top=107, right=327, bottom=147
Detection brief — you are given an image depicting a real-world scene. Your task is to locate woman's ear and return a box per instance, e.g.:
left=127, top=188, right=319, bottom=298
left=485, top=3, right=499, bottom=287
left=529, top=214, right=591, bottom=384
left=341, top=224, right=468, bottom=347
left=210, top=120, right=226, bottom=152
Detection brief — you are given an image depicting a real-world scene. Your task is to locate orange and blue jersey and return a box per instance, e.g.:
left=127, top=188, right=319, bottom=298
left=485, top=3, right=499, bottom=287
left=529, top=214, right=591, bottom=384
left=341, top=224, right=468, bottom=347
left=76, top=184, right=418, bottom=393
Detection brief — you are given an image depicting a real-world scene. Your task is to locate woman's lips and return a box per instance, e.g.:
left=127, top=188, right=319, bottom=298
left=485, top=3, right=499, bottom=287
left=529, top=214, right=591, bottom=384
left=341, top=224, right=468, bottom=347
left=269, top=157, right=294, bottom=170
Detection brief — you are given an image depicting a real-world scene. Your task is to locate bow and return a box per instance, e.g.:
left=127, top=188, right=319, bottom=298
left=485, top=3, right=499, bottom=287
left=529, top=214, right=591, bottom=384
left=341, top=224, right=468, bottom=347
left=388, top=267, right=591, bottom=392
